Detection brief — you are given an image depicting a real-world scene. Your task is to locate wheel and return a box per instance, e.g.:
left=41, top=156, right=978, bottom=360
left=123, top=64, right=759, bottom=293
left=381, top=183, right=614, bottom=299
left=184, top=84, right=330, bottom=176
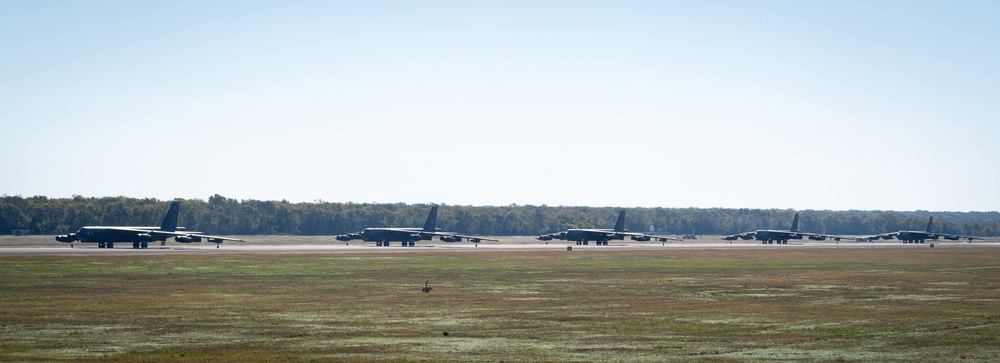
left=98, top=242, right=105, bottom=248
left=107, top=242, right=115, bottom=249
left=141, top=242, right=148, bottom=249
left=133, top=242, right=139, bottom=249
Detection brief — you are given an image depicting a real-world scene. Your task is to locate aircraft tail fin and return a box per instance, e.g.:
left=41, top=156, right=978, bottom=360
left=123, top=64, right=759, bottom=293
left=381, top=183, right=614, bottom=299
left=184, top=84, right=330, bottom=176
left=927, top=216, right=934, bottom=232
left=160, top=200, right=181, bottom=232
left=423, top=206, right=439, bottom=232
left=790, top=213, right=800, bottom=232
left=614, top=210, right=627, bottom=232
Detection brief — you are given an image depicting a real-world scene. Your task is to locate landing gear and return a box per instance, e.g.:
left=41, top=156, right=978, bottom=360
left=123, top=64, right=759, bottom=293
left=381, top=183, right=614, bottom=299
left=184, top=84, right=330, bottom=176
left=98, top=242, right=115, bottom=248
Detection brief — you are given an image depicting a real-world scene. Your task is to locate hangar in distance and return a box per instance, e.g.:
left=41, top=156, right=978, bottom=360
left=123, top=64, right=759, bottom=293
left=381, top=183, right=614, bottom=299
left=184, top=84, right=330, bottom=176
left=55, top=200, right=245, bottom=249
left=335, top=206, right=499, bottom=247
left=537, top=209, right=682, bottom=245
left=722, top=213, right=844, bottom=244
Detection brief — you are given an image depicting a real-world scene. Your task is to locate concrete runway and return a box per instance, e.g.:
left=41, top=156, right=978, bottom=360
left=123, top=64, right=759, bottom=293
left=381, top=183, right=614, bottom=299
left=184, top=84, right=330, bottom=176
left=2, top=240, right=997, bottom=256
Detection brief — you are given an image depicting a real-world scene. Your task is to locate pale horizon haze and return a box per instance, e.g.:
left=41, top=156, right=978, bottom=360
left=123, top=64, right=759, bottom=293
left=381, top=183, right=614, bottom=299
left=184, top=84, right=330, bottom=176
left=2, top=1, right=998, bottom=212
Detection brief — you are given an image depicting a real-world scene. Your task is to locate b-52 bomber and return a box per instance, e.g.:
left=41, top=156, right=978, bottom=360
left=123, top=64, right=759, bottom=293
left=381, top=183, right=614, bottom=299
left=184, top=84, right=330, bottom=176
left=722, top=212, right=843, bottom=244
left=537, top=210, right=682, bottom=245
left=335, top=206, right=498, bottom=247
left=55, top=200, right=245, bottom=248
left=863, top=216, right=983, bottom=243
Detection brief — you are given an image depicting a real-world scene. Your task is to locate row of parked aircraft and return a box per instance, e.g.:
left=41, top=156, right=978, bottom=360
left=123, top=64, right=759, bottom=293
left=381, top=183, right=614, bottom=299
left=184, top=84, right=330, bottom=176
left=54, top=201, right=987, bottom=248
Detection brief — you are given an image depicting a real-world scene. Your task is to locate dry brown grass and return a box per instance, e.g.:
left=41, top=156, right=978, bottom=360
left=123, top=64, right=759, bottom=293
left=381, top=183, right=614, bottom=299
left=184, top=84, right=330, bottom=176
left=1, top=246, right=999, bottom=361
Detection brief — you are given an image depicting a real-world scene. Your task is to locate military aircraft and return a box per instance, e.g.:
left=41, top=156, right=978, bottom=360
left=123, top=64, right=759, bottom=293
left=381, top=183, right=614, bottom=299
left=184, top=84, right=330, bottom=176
left=863, top=216, right=983, bottom=243
left=55, top=200, right=245, bottom=248
left=722, top=212, right=843, bottom=244
left=335, top=206, right=498, bottom=246
left=536, top=210, right=682, bottom=245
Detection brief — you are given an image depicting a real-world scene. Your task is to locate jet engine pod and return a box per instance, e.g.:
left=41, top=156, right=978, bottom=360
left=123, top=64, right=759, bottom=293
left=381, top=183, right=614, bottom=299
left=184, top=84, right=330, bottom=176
left=536, top=234, right=554, bottom=241
left=55, top=234, right=78, bottom=243
left=138, top=233, right=157, bottom=242
left=631, top=235, right=651, bottom=241
left=440, top=235, right=462, bottom=242
left=175, top=236, right=202, bottom=243
left=336, top=233, right=361, bottom=241
left=808, top=235, right=827, bottom=241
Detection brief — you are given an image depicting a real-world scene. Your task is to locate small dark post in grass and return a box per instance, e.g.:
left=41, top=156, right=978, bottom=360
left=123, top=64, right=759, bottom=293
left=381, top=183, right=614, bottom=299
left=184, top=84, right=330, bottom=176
left=567, top=246, right=572, bottom=251
left=423, top=281, right=432, bottom=293
left=443, top=331, right=449, bottom=336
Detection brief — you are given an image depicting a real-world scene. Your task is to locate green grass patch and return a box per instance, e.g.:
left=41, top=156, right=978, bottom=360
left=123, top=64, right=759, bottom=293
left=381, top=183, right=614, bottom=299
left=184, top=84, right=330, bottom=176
left=2, top=247, right=1000, bottom=361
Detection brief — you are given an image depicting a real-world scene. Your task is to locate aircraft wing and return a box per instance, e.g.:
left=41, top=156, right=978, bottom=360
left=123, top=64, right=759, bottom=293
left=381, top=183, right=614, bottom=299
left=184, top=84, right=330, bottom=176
left=722, top=232, right=756, bottom=241
left=798, top=232, right=851, bottom=242
left=617, top=231, right=683, bottom=242
left=938, top=234, right=987, bottom=242
left=454, top=235, right=500, bottom=243
left=431, top=232, right=499, bottom=243
left=857, top=232, right=899, bottom=241
left=184, top=233, right=246, bottom=243
left=143, top=230, right=246, bottom=243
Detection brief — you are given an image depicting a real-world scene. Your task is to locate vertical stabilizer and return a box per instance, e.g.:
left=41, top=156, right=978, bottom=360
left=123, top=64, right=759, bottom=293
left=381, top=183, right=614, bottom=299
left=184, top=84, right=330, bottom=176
left=790, top=213, right=800, bottom=232
left=614, top=210, right=627, bottom=232
left=423, top=206, right=439, bottom=232
left=160, top=201, right=181, bottom=232
left=926, top=216, right=935, bottom=232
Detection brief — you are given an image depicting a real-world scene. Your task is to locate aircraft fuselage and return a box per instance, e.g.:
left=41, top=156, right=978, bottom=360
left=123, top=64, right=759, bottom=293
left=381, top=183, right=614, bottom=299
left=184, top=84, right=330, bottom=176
left=561, top=229, right=624, bottom=245
left=895, top=231, right=938, bottom=243
left=754, top=230, right=803, bottom=244
left=358, top=228, right=432, bottom=243
left=73, top=227, right=169, bottom=243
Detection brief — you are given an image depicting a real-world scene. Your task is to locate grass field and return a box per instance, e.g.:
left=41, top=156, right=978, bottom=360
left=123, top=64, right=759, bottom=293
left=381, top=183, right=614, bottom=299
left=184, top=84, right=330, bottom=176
left=2, top=244, right=999, bottom=362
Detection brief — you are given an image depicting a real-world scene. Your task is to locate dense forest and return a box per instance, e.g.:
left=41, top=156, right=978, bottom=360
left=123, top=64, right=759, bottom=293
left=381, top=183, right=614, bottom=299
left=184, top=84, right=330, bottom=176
left=2, top=195, right=999, bottom=237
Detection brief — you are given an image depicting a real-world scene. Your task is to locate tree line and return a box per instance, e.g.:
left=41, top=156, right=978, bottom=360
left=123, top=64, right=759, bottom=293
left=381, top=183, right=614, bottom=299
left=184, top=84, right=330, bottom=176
left=3, top=194, right=999, bottom=237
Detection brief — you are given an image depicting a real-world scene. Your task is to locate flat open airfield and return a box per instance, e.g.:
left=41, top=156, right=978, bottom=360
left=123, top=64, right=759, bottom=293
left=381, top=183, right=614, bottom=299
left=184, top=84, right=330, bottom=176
left=2, top=236, right=999, bottom=362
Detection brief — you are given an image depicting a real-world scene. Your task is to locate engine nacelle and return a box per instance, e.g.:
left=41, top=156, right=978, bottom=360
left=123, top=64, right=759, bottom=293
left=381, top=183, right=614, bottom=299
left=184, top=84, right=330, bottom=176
left=208, top=238, right=225, bottom=243
left=336, top=233, right=361, bottom=241
left=138, top=233, right=157, bottom=242
left=440, top=235, right=462, bottom=242
left=175, top=236, right=202, bottom=243
left=536, top=234, right=554, bottom=241
left=808, top=235, right=827, bottom=241
left=56, top=234, right=78, bottom=243
left=631, top=235, right=651, bottom=241
left=943, top=235, right=960, bottom=240
left=469, top=238, right=482, bottom=243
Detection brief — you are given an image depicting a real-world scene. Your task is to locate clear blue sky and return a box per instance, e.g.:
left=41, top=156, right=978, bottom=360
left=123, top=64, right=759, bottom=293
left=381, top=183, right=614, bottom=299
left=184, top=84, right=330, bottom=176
left=2, top=1, right=998, bottom=211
